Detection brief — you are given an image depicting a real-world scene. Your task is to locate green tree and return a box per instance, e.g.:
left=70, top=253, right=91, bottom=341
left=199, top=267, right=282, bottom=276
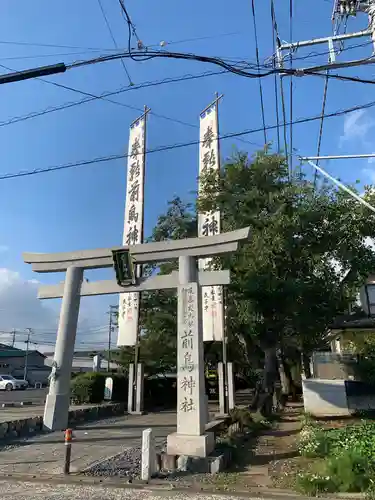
left=198, top=150, right=375, bottom=413
left=116, top=150, right=375, bottom=414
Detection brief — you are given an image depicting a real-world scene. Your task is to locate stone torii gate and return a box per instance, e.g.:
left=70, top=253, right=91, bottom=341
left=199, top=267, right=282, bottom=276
left=23, top=226, right=250, bottom=458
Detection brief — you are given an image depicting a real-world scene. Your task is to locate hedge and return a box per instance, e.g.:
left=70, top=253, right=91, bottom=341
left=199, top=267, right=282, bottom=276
left=71, top=372, right=128, bottom=405
left=70, top=372, right=177, bottom=408
left=71, top=371, right=249, bottom=408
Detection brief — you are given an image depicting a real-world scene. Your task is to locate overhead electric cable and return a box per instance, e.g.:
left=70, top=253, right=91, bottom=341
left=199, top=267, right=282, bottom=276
left=97, top=0, right=132, bottom=84
left=0, top=63, right=197, bottom=130
left=270, top=0, right=281, bottom=152
left=3, top=98, right=375, bottom=181
left=250, top=0, right=267, bottom=144
left=0, top=69, right=229, bottom=128
left=289, top=0, right=294, bottom=175
left=272, top=5, right=289, bottom=162
left=4, top=44, right=375, bottom=87
left=314, top=71, right=330, bottom=188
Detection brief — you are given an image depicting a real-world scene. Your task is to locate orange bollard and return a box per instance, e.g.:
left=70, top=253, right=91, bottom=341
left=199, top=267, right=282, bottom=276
left=64, top=428, right=72, bottom=474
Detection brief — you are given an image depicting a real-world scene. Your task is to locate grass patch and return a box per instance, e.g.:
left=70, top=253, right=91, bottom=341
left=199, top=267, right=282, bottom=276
left=295, top=416, right=375, bottom=496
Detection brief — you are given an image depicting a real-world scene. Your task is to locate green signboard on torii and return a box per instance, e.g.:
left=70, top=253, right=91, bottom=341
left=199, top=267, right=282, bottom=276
left=112, top=249, right=136, bottom=287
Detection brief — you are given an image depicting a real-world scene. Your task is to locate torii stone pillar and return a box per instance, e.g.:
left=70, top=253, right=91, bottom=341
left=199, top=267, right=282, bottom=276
left=166, top=255, right=212, bottom=456
left=44, top=266, right=83, bottom=430
left=23, top=227, right=250, bottom=452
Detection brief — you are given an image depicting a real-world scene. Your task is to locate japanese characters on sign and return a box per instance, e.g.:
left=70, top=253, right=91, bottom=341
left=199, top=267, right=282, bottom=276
left=177, top=284, right=200, bottom=431
left=117, top=114, right=146, bottom=347
left=198, top=101, right=225, bottom=342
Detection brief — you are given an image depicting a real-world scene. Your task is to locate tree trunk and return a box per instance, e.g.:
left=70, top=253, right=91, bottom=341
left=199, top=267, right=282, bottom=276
left=302, top=352, right=312, bottom=379
left=253, top=345, right=279, bottom=417
left=277, top=350, right=290, bottom=394
left=281, top=356, right=299, bottom=401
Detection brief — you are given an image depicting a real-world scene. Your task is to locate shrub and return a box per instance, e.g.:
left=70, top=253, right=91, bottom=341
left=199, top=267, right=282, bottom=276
left=326, top=451, right=370, bottom=492
left=297, top=421, right=375, bottom=495
left=296, top=472, right=336, bottom=496
left=71, top=372, right=106, bottom=404
left=298, top=423, right=329, bottom=457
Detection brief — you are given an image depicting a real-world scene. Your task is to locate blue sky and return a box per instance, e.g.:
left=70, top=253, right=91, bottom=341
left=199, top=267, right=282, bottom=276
left=0, top=0, right=374, bottom=349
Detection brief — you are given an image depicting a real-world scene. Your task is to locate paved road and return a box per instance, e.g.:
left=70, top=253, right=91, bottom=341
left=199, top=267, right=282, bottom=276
left=0, top=412, right=176, bottom=475
left=0, top=479, right=265, bottom=500
left=0, top=388, right=47, bottom=405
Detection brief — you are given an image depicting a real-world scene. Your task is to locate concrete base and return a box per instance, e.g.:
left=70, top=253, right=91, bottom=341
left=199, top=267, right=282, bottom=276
left=302, top=378, right=350, bottom=417
left=43, top=393, right=70, bottom=431
left=167, top=432, right=214, bottom=458
left=176, top=452, right=227, bottom=474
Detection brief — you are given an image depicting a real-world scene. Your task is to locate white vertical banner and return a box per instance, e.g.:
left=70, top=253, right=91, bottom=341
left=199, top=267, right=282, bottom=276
left=117, top=113, right=147, bottom=346
left=198, top=99, right=224, bottom=342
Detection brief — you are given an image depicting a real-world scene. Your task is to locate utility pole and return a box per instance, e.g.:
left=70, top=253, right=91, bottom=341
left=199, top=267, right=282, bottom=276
left=107, top=306, right=118, bottom=372
left=274, top=0, right=375, bottom=172
left=11, top=330, right=16, bottom=348
left=24, top=328, right=32, bottom=381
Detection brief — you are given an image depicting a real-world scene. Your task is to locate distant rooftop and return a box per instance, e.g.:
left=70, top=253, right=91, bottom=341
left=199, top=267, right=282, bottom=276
left=0, top=350, right=45, bottom=359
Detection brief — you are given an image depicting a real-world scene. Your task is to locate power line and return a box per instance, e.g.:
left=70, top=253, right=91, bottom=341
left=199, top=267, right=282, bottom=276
left=272, top=5, right=289, bottom=162
left=96, top=0, right=133, bottom=85
left=3, top=97, right=375, bottom=181
left=250, top=0, right=267, bottom=144
left=0, top=40, right=116, bottom=51
left=0, top=49, right=118, bottom=63
left=270, top=0, right=280, bottom=152
left=289, top=0, right=294, bottom=175
left=67, top=43, right=375, bottom=80
left=3, top=39, right=375, bottom=88
left=0, top=51, right=373, bottom=128
left=0, top=69, right=229, bottom=129
left=0, top=63, right=197, bottom=130
left=287, top=40, right=373, bottom=64
left=0, top=30, right=246, bottom=53
left=314, top=71, right=330, bottom=188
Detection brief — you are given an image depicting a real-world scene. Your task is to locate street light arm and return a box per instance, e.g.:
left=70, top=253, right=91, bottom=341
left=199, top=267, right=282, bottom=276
left=0, top=63, right=66, bottom=85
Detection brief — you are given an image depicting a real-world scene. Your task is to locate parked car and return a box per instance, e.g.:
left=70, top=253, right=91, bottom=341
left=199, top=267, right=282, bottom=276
left=0, top=375, right=28, bottom=391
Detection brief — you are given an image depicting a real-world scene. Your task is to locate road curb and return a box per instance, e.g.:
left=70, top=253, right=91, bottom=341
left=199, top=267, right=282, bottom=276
left=1, top=402, right=34, bottom=408
left=0, top=403, right=125, bottom=443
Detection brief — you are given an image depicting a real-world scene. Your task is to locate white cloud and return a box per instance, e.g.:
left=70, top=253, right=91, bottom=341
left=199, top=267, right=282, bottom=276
left=339, top=110, right=375, bottom=183
left=0, top=268, right=110, bottom=353
left=340, top=109, right=375, bottom=146
left=0, top=268, right=57, bottom=331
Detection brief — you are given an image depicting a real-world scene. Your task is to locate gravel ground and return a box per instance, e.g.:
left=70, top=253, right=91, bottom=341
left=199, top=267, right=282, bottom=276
left=84, top=447, right=142, bottom=480
left=0, top=480, right=262, bottom=500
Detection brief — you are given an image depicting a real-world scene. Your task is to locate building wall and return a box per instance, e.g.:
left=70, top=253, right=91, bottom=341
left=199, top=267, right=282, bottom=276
left=0, top=352, right=49, bottom=385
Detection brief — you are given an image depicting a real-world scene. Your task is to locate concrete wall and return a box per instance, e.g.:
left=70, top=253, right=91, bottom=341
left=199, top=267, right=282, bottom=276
left=311, top=352, right=356, bottom=380
left=302, top=378, right=351, bottom=417
left=44, top=355, right=120, bottom=373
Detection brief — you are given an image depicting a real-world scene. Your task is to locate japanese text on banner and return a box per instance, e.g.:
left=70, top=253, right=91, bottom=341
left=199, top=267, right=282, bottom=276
left=198, top=102, right=224, bottom=342
left=117, top=115, right=146, bottom=347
